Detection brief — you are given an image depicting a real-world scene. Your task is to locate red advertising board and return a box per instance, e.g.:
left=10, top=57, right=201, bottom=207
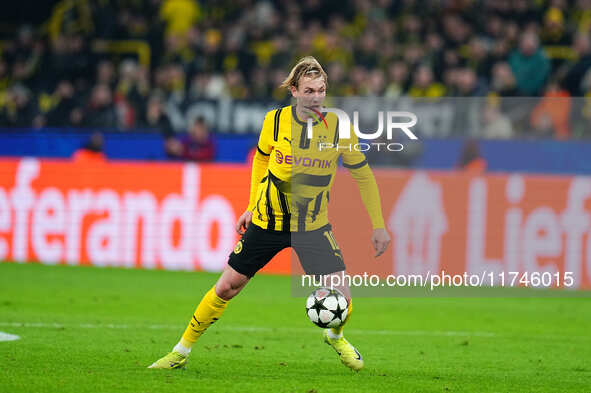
left=0, top=159, right=589, bottom=289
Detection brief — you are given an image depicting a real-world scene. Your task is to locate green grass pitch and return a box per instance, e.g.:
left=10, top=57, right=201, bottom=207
left=0, top=262, right=590, bottom=393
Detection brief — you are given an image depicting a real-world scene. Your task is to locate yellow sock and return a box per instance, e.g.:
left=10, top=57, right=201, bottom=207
left=180, top=285, right=228, bottom=348
left=330, top=299, right=353, bottom=336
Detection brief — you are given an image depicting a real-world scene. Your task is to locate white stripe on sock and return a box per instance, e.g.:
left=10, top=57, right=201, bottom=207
left=173, top=342, right=191, bottom=356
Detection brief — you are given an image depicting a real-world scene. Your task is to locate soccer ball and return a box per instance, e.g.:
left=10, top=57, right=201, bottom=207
left=305, top=287, right=348, bottom=328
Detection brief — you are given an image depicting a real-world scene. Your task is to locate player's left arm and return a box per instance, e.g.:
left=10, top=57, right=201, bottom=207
left=236, top=111, right=274, bottom=234
left=341, top=137, right=391, bottom=257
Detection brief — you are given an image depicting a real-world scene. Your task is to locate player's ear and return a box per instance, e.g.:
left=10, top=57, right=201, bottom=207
left=290, top=85, right=298, bottom=97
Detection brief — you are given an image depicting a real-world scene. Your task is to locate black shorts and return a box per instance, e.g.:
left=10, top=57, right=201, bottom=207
left=228, top=223, right=346, bottom=278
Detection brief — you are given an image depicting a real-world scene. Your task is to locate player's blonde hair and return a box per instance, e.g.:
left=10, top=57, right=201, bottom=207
left=280, top=56, right=328, bottom=90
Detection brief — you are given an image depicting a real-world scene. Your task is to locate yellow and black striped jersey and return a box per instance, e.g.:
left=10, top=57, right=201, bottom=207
left=249, top=105, right=383, bottom=232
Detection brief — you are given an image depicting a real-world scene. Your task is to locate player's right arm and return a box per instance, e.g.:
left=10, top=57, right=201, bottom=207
left=236, top=110, right=276, bottom=234
left=340, top=130, right=390, bottom=257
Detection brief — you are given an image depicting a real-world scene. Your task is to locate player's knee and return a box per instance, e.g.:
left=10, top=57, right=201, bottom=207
left=215, top=262, right=251, bottom=300
left=215, top=278, right=247, bottom=300
left=215, top=282, right=235, bottom=300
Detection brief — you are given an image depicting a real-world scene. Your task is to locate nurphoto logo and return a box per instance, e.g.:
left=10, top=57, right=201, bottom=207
left=305, top=108, right=419, bottom=152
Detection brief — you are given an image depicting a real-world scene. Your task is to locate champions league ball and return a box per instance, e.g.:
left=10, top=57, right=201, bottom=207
left=305, top=287, right=349, bottom=328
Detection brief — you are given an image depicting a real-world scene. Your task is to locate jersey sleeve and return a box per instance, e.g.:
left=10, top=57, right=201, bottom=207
left=247, top=150, right=269, bottom=211
left=247, top=110, right=276, bottom=211
left=256, top=110, right=277, bottom=156
left=340, top=129, right=368, bottom=169
left=340, top=130, right=385, bottom=229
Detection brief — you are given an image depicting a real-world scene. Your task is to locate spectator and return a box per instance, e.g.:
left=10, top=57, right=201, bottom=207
left=177, top=117, right=216, bottom=162
left=384, top=61, right=409, bottom=98
left=540, top=7, right=569, bottom=46
left=225, top=70, right=248, bottom=99
left=66, top=35, right=93, bottom=83
left=530, top=80, right=571, bottom=139
left=366, top=69, right=386, bottom=96
left=563, top=33, right=591, bottom=97
left=96, top=60, right=116, bottom=90
left=355, top=32, right=379, bottom=69
left=465, top=37, right=493, bottom=80
left=0, top=59, right=11, bottom=92
left=72, top=132, right=106, bottom=162
left=115, top=60, right=150, bottom=128
left=457, top=140, right=487, bottom=173
left=10, top=25, right=43, bottom=89
left=138, top=95, right=181, bottom=158
left=159, top=0, right=201, bottom=37
left=408, top=65, right=446, bottom=98
left=509, top=32, right=551, bottom=95
left=6, top=84, right=36, bottom=127
left=481, top=102, right=514, bottom=139
left=139, top=95, right=173, bottom=134
left=82, top=84, right=117, bottom=128
left=45, top=80, right=77, bottom=127
left=490, top=62, right=518, bottom=96
left=456, top=68, right=487, bottom=97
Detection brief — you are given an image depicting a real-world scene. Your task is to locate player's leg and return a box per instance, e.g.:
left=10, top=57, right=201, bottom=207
left=294, top=225, right=363, bottom=371
left=148, top=223, right=288, bottom=369
left=319, top=270, right=362, bottom=370
left=321, top=270, right=352, bottom=336
left=176, top=265, right=250, bottom=351
left=320, top=275, right=362, bottom=371
left=294, top=227, right=352, bottom=333
left=147, top=266, right=249, bottom=369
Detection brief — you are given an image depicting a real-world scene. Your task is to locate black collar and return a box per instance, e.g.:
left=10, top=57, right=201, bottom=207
left=291, top=105, right=326, bottom=126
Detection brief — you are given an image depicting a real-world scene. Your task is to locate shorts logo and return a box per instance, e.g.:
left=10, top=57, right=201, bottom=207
left=234, top=240, right=243, bottom=254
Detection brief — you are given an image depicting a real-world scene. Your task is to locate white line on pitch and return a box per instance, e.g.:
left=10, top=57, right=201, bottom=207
left=0, top=331, right=20, bottom=342
left=1, top=321, right=586, bottom=341
left=0, top=321, right=493, bottom=336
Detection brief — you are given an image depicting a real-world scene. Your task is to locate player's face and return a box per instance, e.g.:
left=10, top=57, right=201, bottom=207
left=292, top=76, right=326, bottom=110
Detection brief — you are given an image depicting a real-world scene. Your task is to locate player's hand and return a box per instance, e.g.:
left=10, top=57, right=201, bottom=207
left=236, top=210, right=253, bottom=235
left=371, top=228, right=391, bottom=257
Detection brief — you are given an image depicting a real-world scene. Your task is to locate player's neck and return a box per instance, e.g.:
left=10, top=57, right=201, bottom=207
left=294, top=105, right=311, bottom=122
left=295, top=104, right=322, bottom=122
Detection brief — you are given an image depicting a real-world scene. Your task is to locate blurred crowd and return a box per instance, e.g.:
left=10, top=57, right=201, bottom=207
left=1, top=0, right=591, bottom=142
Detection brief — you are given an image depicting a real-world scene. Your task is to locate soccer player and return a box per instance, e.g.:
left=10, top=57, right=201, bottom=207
left=149, top=56, right=390, bottom=371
